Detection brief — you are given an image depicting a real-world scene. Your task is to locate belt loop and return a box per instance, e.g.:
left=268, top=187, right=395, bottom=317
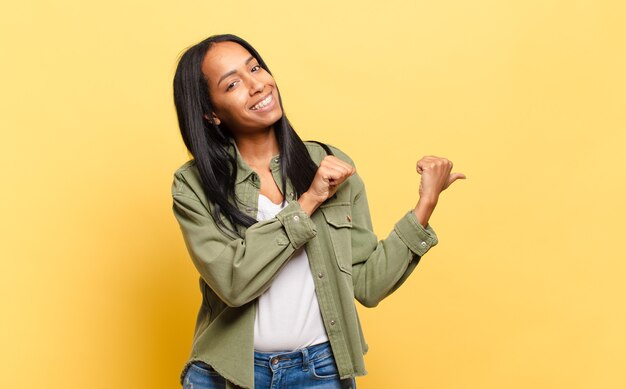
left=301, top=346, right=309, bottom=372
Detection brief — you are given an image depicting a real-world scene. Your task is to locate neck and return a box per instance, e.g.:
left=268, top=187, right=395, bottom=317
left=233, top=127, right=280, bottom=171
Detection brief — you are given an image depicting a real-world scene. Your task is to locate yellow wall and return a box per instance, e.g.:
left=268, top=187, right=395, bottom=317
left=2, top=1, right=625, bottom=388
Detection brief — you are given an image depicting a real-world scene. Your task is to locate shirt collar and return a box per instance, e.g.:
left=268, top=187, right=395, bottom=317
left=227, top=139, right=281, bottom=184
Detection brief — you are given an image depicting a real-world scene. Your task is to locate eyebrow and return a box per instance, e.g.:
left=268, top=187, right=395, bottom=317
left=217, top=56, right=255, bottom=87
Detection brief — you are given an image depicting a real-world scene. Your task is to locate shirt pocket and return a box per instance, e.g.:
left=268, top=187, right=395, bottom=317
left=320, top=203, right=353, bottom=275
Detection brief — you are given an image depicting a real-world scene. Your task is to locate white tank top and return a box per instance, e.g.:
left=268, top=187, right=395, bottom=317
left=253, top=193, right=329, bottom=351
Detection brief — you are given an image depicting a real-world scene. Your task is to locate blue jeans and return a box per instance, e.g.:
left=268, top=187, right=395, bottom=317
left=183, top=341, right=357, bottom=389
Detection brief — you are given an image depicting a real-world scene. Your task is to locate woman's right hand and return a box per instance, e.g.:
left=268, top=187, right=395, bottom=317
left=299, top=156, right=356, bottom=215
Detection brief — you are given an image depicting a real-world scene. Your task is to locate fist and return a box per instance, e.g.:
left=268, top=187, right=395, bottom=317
left=416, top=156, right=465, bottom=200
left=307, top=156, right=356, bottom=202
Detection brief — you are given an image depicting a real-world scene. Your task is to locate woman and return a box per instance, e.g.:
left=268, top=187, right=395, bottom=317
left=171, top=34, right=465, bottom=389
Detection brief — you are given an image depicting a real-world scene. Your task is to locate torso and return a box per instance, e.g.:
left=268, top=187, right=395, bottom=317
left=253, top=192, right=329, bottom=351
left=257, top=169, right=284, bottom=205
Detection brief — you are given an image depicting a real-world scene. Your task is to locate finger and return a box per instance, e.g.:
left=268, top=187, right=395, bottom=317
left=451, top=172, right=466, bottom=180
left=329, top=161, right=353, bottom=177
left=325, top=164, right=352, bottom=183
left=327, top=157, right=356, bottom=176
left=417, top=160, right=436, bottom=173
left=416, top=160, right=426, bottom=174
left=320, top=169, right=338, bottom=184
left=416, top=156, right=439, bottom=171
left=444, top=172, right=466, bottom=189
left=318, top=166, right=346, bottom=185
left=323, top=155, right=349, bottom=167
left=323, top=158, right=355, bottom=176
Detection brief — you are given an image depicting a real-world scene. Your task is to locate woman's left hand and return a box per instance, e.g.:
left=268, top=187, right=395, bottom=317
left=416, top=156, right=466, bottom=202
left=412, top=155, right=466, bottom=227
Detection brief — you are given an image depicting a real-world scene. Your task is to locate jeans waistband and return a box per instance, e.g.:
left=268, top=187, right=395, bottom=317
left=253, top=341, right=332, bottom=369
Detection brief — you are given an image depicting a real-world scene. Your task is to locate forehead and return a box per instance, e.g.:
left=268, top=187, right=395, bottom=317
left=201, top=41, right=254, bottom=85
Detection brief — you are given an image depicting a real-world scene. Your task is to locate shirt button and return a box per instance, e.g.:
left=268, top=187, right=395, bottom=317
left=271, top=357, right=279, bottom=365
left=289, top=191, right=295, bottom=200
left=330, top=320, right=336, bottom=326
left=318, top=272, right=324, bottom=279
left=246, top=207, right=253, bottom=213
left=420, top=241, right=427, bottom=248
left=293, top=215, right=300, bottom=222
left=273, top=157, right=279, bottom=163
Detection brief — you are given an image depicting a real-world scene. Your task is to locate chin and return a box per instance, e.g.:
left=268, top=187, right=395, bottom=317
left=265, top=110, right=283, bottom=126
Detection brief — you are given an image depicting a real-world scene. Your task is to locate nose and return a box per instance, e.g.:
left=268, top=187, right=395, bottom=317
left=248, top=74, right=264, bottom=95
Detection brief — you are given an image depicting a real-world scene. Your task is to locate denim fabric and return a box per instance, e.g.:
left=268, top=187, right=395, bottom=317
left=254, top=341, right=356, bottom=389
left=183, top=360, right=226, bottom=389
left=182, top=341, right=356, bottom=389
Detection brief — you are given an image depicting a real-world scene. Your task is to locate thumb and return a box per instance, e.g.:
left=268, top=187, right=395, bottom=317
left=444, top=172, right=466, bottom=189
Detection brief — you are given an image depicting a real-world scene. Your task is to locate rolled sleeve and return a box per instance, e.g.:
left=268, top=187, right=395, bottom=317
left=393, top=209, right=438, bottom=257
left=275, top=200, right=317, bottom=249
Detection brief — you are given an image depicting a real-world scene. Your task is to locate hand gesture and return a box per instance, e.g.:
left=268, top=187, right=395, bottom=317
left=307, top=156, right=356, bottom=203
left=416, top=156, right=466, bottom=202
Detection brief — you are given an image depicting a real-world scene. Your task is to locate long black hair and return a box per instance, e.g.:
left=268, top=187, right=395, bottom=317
left=173, top=33, right=329, bottom=238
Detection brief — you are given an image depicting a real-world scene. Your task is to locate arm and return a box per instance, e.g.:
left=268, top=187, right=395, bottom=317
left=172, top=173, right=317, bottom=308
left=350, top=153, right=466, bottom=307
left=349, top=173, right=438, bottom=308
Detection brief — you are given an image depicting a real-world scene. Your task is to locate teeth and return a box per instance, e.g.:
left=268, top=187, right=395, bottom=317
left=252, top=94, right=272, bottom=110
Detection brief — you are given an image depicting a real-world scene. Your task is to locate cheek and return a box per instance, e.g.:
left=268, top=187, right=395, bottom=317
left=264, top=74, right=277, bottom=87
left=214, top=94, right=246, bottom=118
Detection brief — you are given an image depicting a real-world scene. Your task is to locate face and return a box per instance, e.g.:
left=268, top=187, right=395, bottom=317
left=201, top=41, right=283, bottom=135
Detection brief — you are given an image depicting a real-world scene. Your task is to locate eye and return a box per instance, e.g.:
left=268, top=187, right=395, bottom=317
left=226, top=80, right=238, bottom=91
left=251, top=65, right=261, bottom=72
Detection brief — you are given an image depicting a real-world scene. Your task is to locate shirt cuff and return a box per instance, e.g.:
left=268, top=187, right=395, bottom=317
left=275, top=200, right=317, bottom=249
left=393, top=209, right=438, bottom=257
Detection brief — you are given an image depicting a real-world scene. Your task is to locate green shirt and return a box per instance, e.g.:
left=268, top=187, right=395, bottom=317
left=171, top=140, right=438, bottom=388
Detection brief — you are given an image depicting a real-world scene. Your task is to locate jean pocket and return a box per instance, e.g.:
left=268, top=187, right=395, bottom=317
left=310, top=353, right=340, bottom=380
left=184, top=361, right=226, bottom=389
left=189, top=360, right=223, bottom=377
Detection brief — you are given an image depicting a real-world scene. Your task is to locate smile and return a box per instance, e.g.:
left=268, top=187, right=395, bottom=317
left=250, top=94, right=275, bottom=111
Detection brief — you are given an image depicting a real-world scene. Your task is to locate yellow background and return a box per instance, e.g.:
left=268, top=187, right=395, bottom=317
left=1, top=1, right=625, bottom=388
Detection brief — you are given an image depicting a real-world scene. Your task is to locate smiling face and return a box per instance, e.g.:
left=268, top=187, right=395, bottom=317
left=201, top=41, right=283, bottom=136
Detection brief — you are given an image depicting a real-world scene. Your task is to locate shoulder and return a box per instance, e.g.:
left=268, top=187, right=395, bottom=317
left=171, top=159, right=204, bottom=201
left=303, top=141, right=356, bottom=167
left=173, top=159, right=196, bottom=176
left=172, top=159, right=198, bottom=185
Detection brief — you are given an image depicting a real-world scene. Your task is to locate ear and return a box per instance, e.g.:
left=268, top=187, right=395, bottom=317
left=203, top=112, right=221, bottom=125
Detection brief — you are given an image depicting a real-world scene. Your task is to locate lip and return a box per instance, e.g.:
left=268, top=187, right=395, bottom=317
left=249, top=92, right=276, bottom=112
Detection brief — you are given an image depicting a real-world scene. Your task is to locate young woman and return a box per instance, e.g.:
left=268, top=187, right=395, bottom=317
left=171, top=34, right=465, bottom=389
